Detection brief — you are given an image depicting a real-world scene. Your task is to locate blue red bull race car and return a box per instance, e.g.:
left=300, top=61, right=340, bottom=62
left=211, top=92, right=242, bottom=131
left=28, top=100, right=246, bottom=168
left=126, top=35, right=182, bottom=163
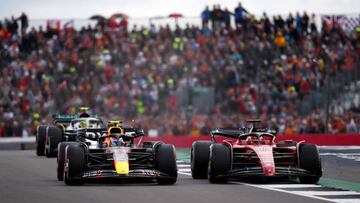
left=58, top=121, right=177, bottom=185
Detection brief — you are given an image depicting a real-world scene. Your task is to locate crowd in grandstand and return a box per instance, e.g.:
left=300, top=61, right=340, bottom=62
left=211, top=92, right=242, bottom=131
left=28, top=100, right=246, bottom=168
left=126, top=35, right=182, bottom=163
left=0, top=4, right=359, bottom=137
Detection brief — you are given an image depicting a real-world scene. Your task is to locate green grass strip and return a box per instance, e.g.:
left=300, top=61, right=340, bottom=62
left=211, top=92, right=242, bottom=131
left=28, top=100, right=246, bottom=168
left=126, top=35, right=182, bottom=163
left=176, top=148, right=191, bottom=163
left=318, top=178, right=360, bottom=192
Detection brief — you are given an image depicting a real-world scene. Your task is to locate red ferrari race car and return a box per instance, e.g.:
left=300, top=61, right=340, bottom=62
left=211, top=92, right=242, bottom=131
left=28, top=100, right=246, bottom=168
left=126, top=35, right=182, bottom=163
left=191, top=120, right=322, bottom=183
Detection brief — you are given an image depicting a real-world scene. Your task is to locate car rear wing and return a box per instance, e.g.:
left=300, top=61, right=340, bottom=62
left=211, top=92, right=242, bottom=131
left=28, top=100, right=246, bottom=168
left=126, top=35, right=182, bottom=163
left=64, top=127, right=145, bottom=140
left=52, top=114, right=77, bottom=125
left=210, top=128, right=276, bottom=142
left=63, top=128, right=107, bottom=140
left=210, top=128, right=243, bottom=141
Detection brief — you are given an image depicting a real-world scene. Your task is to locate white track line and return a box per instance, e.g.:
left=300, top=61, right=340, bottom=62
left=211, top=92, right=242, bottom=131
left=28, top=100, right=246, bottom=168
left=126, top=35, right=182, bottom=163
left=178, top=168, right=191, bottom=172
left=319, top=146, right=360, bottom=150
left=329, top=199, right=360, bottom=203
left=258, top=184, right=322, bottom=188
left=175, top=162, right=360, bottom=203
left=320, top=153, right=360, bottom=156
left=295, top=191, right=360, bottom=196
left=178, top=172, right=191, bottom=176
left=230, top=181, right=341, bottom=203
left=177, top=164, right=190, bottom=167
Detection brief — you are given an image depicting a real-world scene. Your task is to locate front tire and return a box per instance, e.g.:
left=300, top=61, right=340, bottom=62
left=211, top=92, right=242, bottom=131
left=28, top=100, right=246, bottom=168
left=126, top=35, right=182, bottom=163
left=36, top=125, right=47, bottom=156
left=57, top=142, right=78, bottom=181
left=191, top=141, right=212, bottom=179
left=298, top=144, right=322, bottom=184
left=64, top=144, right=85, bottom=185
left=208, top=143, right=231, bottom=183
left=155, top=144, right=177, bottom=185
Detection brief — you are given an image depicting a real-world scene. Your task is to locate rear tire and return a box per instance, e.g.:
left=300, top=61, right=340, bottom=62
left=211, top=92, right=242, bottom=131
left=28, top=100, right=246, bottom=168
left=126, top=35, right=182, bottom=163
left=57, top=142, right=78, bottom=181
left=298, top=144, right=322, bottom=184
left=208, top=143, right=231, bottom=183
left=36, top=125, right=47, bottom=156
left=155, top=144, right=177, bottom=185
left=191, top=141, right=212, bottom=179
left=64, top=144, right=85, bottom=185
left=45, top=126, right=63, bottom=157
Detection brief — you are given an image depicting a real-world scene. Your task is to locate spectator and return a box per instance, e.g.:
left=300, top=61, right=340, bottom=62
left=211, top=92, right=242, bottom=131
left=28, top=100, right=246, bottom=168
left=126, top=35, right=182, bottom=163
left=234, top=2, right=249, bottom=27
left=274, top=31, right=287, bottom=52
left=345, top=113, right=358, bottom=133
left=7, top=16, right=19, bottom=35
left=211, top=4, right=224, bottom=29
left=295, top=12, right=302, bottom=34
left=301, top=11, right=309, bottom=34
left=201, top=6, right=211, bottom=27
left=284, top=120, right=297, bottom=136
left=261, top=12, right=271, bottom=34
left=18, top=12, right=28, bottom=35
left=223, top=7, right=232, bottom=28
left=286, top=13, right=294, bottom=29
left=309, top=13, right=318, bottom=33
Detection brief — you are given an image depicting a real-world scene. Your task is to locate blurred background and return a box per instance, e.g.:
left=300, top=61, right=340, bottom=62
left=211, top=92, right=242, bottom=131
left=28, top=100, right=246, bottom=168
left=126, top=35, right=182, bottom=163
left=0, top=0, right=359, bottom=138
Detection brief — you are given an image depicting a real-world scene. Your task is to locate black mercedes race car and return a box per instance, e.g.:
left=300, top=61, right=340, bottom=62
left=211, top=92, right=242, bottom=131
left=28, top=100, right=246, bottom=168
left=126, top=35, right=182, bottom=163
left=58, top=121, right=177, bottom=185
left=36, top=107, right=104, bottom=157
left=36, top=114, right=77, bottom=157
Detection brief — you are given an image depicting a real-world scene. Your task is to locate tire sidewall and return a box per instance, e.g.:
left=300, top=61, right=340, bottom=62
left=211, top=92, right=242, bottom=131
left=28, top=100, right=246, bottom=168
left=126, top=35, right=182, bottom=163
left=208, top=143, right=231, bottom=183
left=191, top=141, right=212, bottom=179
left=46, top=126, right=63, bottom=157
left=64, top=144, right=86, bottom=185
left=155, top=144, right=177, bottom=184
left=36, top=125, right=47, bottom=156
left=57, top=142, right=77, bottom=181
left=298, top=143, right=322, bottom=183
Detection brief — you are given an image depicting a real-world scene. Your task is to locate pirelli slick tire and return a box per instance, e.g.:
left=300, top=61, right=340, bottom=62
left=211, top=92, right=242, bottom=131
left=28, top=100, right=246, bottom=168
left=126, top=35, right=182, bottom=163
left=191, top=141, right=212, bottom=179
left=36, top=125, right=47, bottom=156
left=298, top=144, right=322, bottom=184
left=45, top=126, right=63, bottom=158
left=155, top=144, right=177, bottom=185
left=208, top=143, right=231, bottom=183
left=64, top=144, right=85, bottom=185
left=57, top=142, right=78, bottom=181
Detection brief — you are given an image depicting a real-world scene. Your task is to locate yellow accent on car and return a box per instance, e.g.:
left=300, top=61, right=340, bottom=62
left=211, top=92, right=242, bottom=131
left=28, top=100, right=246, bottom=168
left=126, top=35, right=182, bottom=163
left=115, top=161, right=129, bottom=174
left=79, top=107, right=89, bottom=111
left=107, top=126, right=124, bottom=135
left=108, top=120, right=122, bottom=126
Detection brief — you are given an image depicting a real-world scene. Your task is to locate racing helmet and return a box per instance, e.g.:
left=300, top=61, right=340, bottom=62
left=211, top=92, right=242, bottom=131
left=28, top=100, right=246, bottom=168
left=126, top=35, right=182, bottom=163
left=79, top=120, right=89, bottom=128
left=104, top=137, right=120, bottom=147
left=105, top=126, right=127, bottom=146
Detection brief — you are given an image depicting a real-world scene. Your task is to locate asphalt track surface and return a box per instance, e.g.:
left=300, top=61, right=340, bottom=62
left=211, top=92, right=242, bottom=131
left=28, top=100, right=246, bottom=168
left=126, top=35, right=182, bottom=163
left=0, top=150, right=359, bottom=203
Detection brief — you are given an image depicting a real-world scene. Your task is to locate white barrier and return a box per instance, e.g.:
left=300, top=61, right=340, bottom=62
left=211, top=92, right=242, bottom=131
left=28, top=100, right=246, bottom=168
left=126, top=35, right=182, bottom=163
left=0, top=137, right=36, bottom=150
left=0, top=137, right=36, bottom=143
